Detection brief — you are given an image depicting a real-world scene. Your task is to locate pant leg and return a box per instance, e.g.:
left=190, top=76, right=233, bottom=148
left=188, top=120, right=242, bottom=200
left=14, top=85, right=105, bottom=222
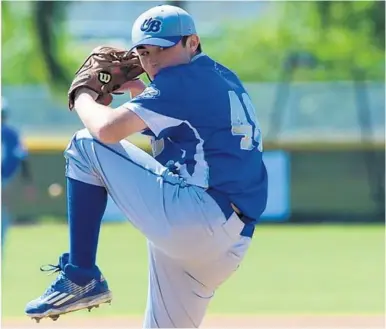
left=143, top=232, right=252, bottom=328
left=65, top=129, right=186, bottom=245
left=64, top=130, right=249, bottom=259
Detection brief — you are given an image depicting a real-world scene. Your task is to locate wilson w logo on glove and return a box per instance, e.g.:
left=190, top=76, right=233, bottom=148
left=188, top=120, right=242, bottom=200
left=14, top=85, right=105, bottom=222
left=98, top=72, right=112, bottom=84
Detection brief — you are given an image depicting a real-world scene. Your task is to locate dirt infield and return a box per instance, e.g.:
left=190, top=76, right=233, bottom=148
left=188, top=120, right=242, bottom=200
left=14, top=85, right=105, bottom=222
left=3, top=315, right=385, bottom=329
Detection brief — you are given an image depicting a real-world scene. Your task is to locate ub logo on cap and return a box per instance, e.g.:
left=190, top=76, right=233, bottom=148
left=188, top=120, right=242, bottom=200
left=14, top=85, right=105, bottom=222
left=131, top=5, right=197, bottom=50
left=140, top=18, right=162, bottom=33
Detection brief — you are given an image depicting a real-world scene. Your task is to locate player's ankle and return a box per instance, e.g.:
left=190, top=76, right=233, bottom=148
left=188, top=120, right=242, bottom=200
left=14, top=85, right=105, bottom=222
left=64, top=263, right=103, bottom=286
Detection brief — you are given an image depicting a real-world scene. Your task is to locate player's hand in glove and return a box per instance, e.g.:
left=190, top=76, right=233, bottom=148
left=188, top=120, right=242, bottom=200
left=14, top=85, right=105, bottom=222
left=68, top=46, right=144, bottom=110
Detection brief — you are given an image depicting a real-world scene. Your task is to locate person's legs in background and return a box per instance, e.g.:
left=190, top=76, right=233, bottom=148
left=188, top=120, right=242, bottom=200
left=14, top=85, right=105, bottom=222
left=1, top=204, right=10, bottom=259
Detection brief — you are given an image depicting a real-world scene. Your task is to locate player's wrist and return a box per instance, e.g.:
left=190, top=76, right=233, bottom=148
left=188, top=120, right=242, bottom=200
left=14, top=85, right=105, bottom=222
left=115, top=79, right=146, bottom=97
left=74, top=88, right=98, bottom=103
left=73, top=88, right=100, bottom=111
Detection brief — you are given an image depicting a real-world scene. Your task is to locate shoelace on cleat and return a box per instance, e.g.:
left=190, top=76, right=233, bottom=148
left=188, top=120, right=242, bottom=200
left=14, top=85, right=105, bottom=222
left=40, top=264, right=62, bottom=274
left=39, top=264, right=66, bottom=297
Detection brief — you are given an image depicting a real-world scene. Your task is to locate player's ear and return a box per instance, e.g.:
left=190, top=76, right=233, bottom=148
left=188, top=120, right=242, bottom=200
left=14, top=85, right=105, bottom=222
left=187, top=35, right=200, bottom=53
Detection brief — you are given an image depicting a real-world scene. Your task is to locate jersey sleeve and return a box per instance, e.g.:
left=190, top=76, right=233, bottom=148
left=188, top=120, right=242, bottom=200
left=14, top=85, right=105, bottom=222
left=122, top=71, right=185, bottom=138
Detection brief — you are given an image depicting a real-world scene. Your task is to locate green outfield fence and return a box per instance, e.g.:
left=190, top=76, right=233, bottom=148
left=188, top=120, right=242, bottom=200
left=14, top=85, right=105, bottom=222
left=4, top=137, right=385, bottom=224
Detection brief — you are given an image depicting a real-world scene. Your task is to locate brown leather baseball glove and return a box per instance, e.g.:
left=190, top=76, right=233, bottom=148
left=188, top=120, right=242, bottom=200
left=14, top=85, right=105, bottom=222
left=68, top=46, right=144, bottom=110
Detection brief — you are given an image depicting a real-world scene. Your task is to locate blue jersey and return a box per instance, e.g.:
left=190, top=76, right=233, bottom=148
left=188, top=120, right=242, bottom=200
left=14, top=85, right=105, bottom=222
left=2, top=123, right=27, bottom=183
left=128, top=53, right=268, bottom=222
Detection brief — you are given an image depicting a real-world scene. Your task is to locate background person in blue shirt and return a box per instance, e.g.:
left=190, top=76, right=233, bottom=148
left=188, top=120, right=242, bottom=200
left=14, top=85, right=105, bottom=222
left=25, top=5, right=268, bottom=328
left=2, top=97, right=36, bottom=254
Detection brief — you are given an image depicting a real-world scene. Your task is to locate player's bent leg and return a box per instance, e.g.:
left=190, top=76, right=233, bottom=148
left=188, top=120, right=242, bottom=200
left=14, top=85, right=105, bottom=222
left=63, top=129, right=210, bottom=252
left=64, top=129, right=253, bottom=258
left=25, top=253, right=112, bottom=323
left=143, top=234, right=252, bottom=328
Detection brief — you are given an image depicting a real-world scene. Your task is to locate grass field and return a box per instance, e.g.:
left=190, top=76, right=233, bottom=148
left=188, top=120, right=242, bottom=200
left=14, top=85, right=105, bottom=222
left=2, top=223, right=384, bottom=323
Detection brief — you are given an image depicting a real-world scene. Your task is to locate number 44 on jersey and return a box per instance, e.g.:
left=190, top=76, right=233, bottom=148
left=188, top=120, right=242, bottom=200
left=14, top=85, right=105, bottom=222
left=229, top=91, right=263, bottom=152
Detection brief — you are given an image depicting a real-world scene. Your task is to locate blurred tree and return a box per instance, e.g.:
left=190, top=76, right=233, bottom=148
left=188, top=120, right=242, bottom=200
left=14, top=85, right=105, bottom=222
left=314, top=1, right=385, bottom=48
left=371, top=1, right=385, bottom=48
left=2, top=1, right=384, bottom=85
left=32, top=1, right=71, bottom=92
left=2, top=0, right=79, bottom=100
left=316, top=2, right=332, bottom=29
left=203, top=0, right=385, bottom=82
left=2, top=2, right=47, bottom=84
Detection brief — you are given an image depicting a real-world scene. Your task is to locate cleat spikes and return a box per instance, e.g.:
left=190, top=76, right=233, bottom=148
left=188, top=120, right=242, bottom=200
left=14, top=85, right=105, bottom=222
left=50, top=315, right=60, bottom=321
left=87, top=305, right=98, bottom=312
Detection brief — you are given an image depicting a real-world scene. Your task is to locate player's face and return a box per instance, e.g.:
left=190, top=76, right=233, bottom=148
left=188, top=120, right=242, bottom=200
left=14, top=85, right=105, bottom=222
left=135, top=36, right=200, bottom=79
left=136, top=43, right=188, bottom=79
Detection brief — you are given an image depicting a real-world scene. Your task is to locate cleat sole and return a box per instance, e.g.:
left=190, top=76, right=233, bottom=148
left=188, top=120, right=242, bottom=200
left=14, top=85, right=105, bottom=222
left=26, top=291, right=112, bottom=322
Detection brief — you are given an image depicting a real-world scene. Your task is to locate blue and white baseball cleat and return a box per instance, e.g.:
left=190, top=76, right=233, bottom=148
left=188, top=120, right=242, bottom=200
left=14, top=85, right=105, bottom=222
left=25, top=253, right=112, bottom=323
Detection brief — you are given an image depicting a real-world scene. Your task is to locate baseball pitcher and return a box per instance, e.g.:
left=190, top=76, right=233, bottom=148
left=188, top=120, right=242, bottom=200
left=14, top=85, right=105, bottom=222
left=25, top=5, right=268, bottom=328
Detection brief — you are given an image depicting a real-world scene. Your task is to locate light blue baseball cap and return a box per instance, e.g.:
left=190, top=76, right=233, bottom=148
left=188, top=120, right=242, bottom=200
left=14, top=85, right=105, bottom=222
left=130, top=5, right=197, bottom=50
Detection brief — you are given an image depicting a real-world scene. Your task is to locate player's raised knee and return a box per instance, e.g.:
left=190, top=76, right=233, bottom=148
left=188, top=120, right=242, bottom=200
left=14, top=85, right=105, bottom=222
left=65, top=128, right=94, bottom=156
left=73, top=128, right=94, bottom=141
